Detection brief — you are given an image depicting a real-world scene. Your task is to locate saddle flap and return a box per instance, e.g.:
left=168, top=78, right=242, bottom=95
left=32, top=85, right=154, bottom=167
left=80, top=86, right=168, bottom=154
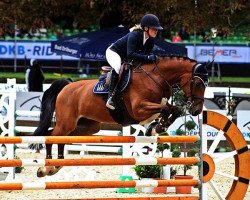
left=93, top=67, right=131, bottom=94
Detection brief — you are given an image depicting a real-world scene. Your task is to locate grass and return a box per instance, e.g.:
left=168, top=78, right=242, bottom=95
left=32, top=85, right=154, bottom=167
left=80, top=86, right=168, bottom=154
left=1, top=72, right=250, bottom=84
left=0, top=72, right=99, bottom=83
left=212, top=77, right=250, bottom=83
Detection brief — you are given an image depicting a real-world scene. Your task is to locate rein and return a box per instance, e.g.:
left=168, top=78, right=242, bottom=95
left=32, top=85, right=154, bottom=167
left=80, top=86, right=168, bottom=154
left=138, top=61, right=172, bottom=98
left=135, top=59, right=208, bottom=109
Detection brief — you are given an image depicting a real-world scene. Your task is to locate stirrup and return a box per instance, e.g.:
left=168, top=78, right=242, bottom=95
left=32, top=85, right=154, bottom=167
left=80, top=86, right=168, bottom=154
left=106, top=97, right=115, bottom=110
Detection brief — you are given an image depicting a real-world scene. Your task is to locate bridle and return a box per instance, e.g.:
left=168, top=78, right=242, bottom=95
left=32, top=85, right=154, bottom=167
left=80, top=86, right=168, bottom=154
left=136, top=60, right=208, bottom=108
left=180, top=65, right=209, bottom=109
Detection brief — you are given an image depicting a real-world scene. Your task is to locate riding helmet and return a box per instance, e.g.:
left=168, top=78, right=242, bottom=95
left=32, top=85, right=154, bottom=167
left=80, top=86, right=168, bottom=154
left=140, top=14, right=163, bottom=30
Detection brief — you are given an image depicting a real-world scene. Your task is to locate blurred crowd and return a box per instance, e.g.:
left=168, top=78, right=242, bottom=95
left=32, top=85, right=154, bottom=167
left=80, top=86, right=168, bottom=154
left=169, top=26, right=230, bottom=43
left=0, top=21, right=90, bottom=41
left=168, top=26, right=248, bottom=44
left=0, top=23, right=248, bottom=44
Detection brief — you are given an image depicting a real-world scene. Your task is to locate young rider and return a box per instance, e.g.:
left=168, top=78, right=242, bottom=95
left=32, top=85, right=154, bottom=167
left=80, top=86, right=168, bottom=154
left=105, top=14, right=163, bottom=110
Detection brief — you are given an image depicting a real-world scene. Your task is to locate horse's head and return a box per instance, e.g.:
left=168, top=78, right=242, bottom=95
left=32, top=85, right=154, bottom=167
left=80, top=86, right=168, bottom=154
left=180, top=63, right=208, bottom=116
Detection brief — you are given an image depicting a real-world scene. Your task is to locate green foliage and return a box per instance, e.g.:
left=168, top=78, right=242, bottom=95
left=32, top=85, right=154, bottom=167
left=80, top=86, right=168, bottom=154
left=134, top=133, right=170, bottom=179
left=175, top=128, right=185, bottom=136
left=156, top=131, right=170, bottom=156
left=171, top=146, right=198, bottom=176
left=133, top=165, right=161, bottom=179
left=187, top=147, right=198, bottom=157
left=14, top=156, right=24, bottom=173
left=157, top=143, right=170, bottom=155
left=0, top=1, right=249, bottom=33
left=185, top=120, right=196, bottom=131
left=172, top=148, right=181, bottom=158
left=171, top=118, right=198, bottom=176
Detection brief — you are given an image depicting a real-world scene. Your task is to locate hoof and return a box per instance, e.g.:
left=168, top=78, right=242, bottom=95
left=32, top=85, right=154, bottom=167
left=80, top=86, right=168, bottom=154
left=145, top=121, right=158, bottom=136
left=155, top=124, right=168, bottom=134
left=37, top=166, right=49, bottom=177
left=47, top=166, right=63, bottom=176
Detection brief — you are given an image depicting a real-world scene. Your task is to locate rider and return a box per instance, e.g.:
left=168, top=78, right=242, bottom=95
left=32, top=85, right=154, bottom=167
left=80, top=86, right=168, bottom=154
left=105, top=14, right=163, bottom=110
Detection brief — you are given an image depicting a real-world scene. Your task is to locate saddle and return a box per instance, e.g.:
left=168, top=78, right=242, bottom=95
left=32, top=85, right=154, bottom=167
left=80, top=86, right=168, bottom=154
left=93, top=64, right=131, bottom=94
left=93, top=63, right=138, bottom=126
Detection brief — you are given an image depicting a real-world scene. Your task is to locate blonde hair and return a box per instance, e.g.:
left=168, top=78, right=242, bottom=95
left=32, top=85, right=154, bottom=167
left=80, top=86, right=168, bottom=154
left=129, top=24, right=143, bottom=32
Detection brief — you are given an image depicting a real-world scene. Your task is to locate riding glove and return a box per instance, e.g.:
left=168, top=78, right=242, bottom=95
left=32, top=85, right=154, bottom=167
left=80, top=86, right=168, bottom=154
left=148, top=54, right=156, bottom=61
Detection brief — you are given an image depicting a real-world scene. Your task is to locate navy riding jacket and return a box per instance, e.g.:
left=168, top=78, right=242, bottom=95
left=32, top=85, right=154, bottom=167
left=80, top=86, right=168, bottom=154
left=110, top=30, right=154, bottom=62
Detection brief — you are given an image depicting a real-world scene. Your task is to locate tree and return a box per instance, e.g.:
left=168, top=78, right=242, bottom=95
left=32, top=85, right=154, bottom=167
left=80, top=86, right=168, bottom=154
left=0, top=0, right=249, bottom=35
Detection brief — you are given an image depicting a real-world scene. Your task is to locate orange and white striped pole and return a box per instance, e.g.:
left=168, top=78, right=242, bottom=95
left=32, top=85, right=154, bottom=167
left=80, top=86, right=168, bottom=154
left=0, top=135, right=199, bottom=144
left=0, top=157, right=199, bottom=167
left=0, top=179, right=200, bottom=190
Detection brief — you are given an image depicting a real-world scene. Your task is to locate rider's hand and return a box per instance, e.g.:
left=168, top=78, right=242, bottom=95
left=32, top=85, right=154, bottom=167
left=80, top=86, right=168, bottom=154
left=148, top=54, right=157, bottom=62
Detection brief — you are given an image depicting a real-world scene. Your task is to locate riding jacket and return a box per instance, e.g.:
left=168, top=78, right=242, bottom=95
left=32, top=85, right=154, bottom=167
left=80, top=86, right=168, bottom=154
left=109, top=30, right=154, bottom=62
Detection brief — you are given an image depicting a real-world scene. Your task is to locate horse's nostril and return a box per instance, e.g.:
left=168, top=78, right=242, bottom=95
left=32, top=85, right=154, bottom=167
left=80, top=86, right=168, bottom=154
left=194, top=109, right=202, bottom=116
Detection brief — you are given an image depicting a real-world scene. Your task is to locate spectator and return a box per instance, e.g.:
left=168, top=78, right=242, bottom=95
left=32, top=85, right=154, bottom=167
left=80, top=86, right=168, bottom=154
left=28, top=59, right=44, bottom=92
left=172, top=32, right=182, bottom=43
left=202, top=35, right=211, bottom=43
left=28, top=22, right=47, bottom=38
left=25, top=60, right=32, bottom=90
left=179, top=26, right=189, bottom=40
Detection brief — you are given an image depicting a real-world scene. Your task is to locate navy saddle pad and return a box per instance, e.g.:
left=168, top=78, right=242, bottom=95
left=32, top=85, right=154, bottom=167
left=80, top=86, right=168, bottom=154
left=93, top=69, right=131, bottom=94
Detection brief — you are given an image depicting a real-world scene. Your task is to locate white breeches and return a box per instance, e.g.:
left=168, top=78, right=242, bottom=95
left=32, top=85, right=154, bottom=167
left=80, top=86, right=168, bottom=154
left=106, top=47, right=121, bottom=74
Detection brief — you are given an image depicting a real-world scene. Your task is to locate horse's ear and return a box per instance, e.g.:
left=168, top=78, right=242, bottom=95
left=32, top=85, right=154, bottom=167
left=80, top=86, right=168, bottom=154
left=195, top=63, right=208, bottom=74
left=205, top=60, right=214, bottom=70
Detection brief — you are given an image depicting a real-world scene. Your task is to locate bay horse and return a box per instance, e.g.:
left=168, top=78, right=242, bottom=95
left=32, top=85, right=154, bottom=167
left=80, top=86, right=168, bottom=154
left=30, top=56, right=208, bottom=177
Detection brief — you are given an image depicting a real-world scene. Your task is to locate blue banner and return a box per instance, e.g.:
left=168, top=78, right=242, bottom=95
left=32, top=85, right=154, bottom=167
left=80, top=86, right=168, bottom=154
left=0, top=40, right=249, bottom=63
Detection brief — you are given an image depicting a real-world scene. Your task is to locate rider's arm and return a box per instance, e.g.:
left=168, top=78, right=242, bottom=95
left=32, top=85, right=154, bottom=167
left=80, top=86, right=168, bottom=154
left=127, top=32, right=154, bottom=62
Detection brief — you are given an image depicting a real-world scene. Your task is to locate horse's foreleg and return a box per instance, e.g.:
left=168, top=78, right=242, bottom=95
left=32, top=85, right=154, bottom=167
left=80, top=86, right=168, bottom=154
left=155, top=105, right=181, bottom=133
left=47, top=144, right=65, bottom=176
left=138, top=101, right=171, bottom=135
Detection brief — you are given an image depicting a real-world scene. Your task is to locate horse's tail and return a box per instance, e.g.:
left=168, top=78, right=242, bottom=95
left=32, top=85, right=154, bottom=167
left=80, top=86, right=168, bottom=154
left=29, top=78, right=72, bottom=150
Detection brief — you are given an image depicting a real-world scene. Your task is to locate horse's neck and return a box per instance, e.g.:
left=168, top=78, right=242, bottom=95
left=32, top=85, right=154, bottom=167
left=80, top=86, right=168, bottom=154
left=158, top=59, right=195, bottom=85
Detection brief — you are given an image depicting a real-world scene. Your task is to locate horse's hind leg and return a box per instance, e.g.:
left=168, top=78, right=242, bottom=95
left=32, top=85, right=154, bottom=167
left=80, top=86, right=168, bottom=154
left=36, top=116, right=78, bottom=177
left=47, top=144, right=65, bottom=176
left=40, top=118, right=101, bottom=177
left=36, top=143, right=53, bottom=177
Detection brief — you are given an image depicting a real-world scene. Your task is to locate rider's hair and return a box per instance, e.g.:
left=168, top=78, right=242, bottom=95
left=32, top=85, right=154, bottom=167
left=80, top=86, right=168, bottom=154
left=129, top=24, right=143, bottom=32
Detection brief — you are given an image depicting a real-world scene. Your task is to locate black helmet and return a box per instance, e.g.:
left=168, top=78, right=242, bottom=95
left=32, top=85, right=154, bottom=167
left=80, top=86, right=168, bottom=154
left=140, top=14, right=163, bottom=30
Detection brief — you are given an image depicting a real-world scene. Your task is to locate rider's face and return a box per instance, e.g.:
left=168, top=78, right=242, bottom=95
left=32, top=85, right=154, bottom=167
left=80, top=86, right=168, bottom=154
left=148, top=28, right=158, bottom=38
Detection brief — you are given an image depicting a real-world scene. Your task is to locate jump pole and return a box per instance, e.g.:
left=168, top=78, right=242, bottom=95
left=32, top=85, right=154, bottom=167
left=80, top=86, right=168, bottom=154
left=0, top=157, right=199, bottom=167
left=0, top=179, right=200, bottom=190
left=0, top=135, right=199, bottom=144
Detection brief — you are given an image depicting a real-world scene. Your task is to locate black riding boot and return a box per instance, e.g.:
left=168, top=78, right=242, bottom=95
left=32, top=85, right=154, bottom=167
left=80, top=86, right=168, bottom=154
left=106, top=70, right=119, bottom=110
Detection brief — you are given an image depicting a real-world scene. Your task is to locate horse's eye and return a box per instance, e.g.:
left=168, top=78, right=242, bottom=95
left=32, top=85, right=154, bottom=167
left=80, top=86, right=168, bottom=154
left=195, top=82, right=203, bottom=87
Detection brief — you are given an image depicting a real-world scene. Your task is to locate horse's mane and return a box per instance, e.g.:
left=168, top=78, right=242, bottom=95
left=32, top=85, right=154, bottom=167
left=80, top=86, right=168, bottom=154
left=157, top=54, right=197, bottom=63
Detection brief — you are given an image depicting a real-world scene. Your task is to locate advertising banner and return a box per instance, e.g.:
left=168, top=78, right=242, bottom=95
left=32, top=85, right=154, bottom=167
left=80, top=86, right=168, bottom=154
left=0, top=41, right=249, bottom=63
left=167, top=110, right=231, bottom=140
left=168, top=110, right=249, bottom=141
left=0, top=41, right=76, bottom=60
left=187, top=45, right=250, bottom=63
left=237, top=110, right=250, bottom=141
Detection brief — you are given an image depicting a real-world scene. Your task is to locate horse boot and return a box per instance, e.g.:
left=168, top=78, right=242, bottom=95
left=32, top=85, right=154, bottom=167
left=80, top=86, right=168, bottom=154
left=106, top=69, right=119, bottom=110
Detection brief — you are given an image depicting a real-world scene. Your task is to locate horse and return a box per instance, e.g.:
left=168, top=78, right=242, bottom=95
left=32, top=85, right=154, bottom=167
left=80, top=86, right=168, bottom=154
left=30, top=55, right=208, bottom=177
